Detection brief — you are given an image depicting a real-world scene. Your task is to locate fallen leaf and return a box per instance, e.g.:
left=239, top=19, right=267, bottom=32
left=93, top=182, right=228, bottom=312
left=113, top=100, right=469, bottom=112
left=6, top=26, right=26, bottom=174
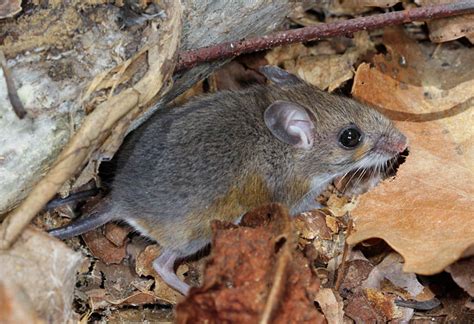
left=417, top=0, right=474, bottom=43
left=347, top=27, right=474, bottom=274
left=294, top=209, right=345, bottom=263
left=446, top=257, right=474, bottom=297
left=339, top=259, right=374, bottom=294
left=103, top=307, right=174, bottom=323
left=314, top=288, right=345, bottom=324
left=176, top=204, right=324, bottom=324
left=345, top=290, right=385, bottom=323
left=266, top=32, right=374, bottom=91
left=85, top=261, right=158, bottom=310
left=104, top=223, right=130, bottom=247
left=82, top=228, right=127, bottom=265
left=365, top=288, right=401, bottom=320
left=0, top=226, right=83, bottom=323
left=295, top=210, right=332, bottom=240
left=363, top=253, right=432, bottom=301
left=135, top=244, right=186, bottom=304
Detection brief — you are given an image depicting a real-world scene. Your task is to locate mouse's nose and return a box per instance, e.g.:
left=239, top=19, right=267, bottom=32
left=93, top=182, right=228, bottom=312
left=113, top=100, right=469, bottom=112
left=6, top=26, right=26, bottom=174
left=375, top=132, right=408, bottom=155
left=394, top=133, right=408, bottom=153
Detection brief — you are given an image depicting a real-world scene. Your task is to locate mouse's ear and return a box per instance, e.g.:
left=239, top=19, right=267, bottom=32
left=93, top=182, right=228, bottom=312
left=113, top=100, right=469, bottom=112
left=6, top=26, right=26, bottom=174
left=259, top=65, right=303, bottom=87
left=264, top=100, right=315, bottom=150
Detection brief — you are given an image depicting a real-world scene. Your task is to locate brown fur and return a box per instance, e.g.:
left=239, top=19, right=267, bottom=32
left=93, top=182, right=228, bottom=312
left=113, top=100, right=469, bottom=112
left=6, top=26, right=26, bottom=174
left=52, top=68, right=406, bottom=260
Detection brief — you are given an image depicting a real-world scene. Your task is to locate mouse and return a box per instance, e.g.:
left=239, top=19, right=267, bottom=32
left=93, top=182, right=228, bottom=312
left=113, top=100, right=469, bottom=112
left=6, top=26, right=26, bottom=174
left=49, top=65, right=408, bottom=295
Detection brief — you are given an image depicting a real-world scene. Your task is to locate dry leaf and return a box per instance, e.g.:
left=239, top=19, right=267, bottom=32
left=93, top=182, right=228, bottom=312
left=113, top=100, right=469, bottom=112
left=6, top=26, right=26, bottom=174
left=0, top=1, right=183, bottom=249
left=294, top=210, right=345, bottom=263
left=85, top=262, right=157, bottom=310
left=0, top=227, right=82, bottom=323
left=345, top=290, right=386, bottom=323
left=135, top=244, right=185, bottom=304
left=314, top=288, right=344, bottom=324
left=295, top=210, right=332, bottom=240
left=176, top=204, right=324, bottom=324
left=417, top=0, right=474, bottom=43
left=363, top=253, right=428, bottom=300
left=347, top=28, right=474, bottom=274
left=365, top=288, right=400, bottom=320
left=266, top=32, right=374, bottom=91
left=446, top=257, right=474, bottom=297
left=82, top=229, right=127, bottom=265
left=103, top=307, right=173, bottom=323
left=104, top=223, right=130, bottom=247
left=339, top=259, right=374, bottom=294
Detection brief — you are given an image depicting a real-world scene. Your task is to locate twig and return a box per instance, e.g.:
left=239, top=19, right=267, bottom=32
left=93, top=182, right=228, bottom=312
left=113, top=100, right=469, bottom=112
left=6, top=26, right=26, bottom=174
left=176, top=1, right=474, bottom=72
left=334, top=218, right=353, bottom=292
left=0, top=51, right=27, bottom=119
left=0, top=1, right=183, bottom=250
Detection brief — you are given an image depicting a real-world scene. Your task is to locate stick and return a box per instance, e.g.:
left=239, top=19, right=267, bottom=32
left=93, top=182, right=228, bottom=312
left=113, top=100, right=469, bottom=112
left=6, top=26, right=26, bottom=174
left=0, top=51, right=27, bottom=119
left=176, top=1, right=474, bottom=72
left=334, top=218, right=353, bottom=292
left=0, top=2, right=183, bottom=250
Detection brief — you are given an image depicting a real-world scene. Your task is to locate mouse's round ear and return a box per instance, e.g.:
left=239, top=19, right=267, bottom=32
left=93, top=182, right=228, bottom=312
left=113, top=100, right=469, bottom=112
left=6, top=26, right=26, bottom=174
left=264, top=100, right=315, bottom=150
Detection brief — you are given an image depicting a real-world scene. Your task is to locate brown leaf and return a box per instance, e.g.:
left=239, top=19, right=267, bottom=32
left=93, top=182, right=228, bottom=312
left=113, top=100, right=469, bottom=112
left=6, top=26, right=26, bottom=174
left=418, top=0, right=474, bottom=43
left=314, top=288, right=345, bottom=324
left=175, top=204, right=324, bottom=324
left=84, top=261, right=158, bottom=310
left=347, top=287, right=409, bottom=322
left=295, top=209, right=346, bottom=264
left=0, top=227, right=82, bottom=323
left=347, top=28, right=474, bottom=274
left=339, top=259, right=374, bottom=294
left=0, top=0, right=183, bottom=249
left=266, top=32, right=374, bottom=91
left=135, top=244, right=186, bottom=304
left=82, top=228, right=127, bottom=265
left=103, top=307, right=174, bottom=323
left=295, top=210, right=333, bottom=241
left=345, top=290, right=385, bottom=323
left=104, top=223, right=130, bottom=247
left=365, top=288, right=399, bottom=320
left=363, top=253, right=433, bottom=301
left=446, top=257, right=474, bottom=297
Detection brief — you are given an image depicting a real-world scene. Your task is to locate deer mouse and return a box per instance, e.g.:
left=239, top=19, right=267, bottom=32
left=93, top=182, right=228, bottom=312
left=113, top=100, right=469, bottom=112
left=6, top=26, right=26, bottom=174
left=49, top=66, right=408, bottom=295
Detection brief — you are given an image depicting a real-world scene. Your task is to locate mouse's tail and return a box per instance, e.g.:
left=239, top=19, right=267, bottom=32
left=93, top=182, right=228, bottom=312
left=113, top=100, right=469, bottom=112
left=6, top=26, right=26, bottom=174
left=48, top=201, right=116, bottom=239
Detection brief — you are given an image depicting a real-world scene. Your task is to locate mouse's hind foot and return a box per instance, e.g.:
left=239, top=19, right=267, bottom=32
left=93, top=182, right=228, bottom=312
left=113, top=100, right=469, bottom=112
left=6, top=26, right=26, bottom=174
left=153, top=249, right=190, bottom=295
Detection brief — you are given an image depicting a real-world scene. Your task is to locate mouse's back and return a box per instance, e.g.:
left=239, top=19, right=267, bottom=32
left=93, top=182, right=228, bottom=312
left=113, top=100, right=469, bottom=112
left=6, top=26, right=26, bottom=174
left=108, top=85, right=291, bottom=253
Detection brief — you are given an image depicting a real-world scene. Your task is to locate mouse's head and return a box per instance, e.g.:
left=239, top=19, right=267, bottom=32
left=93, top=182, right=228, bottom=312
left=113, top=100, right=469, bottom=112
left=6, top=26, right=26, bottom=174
left=260, top=66, right=408, bottom=184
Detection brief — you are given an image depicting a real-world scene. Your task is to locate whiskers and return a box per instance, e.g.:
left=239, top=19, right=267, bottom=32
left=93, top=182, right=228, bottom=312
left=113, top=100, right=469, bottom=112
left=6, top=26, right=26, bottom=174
left=337, top=149, right=406, bottom=196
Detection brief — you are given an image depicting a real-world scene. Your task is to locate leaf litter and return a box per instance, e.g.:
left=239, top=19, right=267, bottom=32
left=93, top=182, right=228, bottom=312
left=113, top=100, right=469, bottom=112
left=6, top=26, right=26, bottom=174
left=348, top=27, right=474, bottom=275
left=1, top=2, right=474, bottom=323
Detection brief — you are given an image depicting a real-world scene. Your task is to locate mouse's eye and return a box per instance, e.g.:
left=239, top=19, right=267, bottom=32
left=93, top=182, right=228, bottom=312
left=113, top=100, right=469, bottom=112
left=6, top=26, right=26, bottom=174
left=338, top=126, right=362, bottom=149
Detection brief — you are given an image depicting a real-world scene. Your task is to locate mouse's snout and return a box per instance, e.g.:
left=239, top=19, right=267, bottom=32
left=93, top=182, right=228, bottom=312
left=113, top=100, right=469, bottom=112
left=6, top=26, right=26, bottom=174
left=393, top=132, right=408, bottom=153
left=375, top=131, right=408, bottom=156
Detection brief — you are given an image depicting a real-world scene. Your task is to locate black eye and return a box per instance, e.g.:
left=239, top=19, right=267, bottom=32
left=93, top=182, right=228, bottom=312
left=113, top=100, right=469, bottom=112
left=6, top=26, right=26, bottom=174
left=338, top=126, right=362, bottom=149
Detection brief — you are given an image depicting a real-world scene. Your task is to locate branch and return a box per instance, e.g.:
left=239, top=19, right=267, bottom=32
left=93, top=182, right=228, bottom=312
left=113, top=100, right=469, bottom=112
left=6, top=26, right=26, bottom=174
left=0, top=1, right=184, bottom=250
left=176, top=1, right=474, bottom=72
left=0, top=51, right=27, bottom=119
